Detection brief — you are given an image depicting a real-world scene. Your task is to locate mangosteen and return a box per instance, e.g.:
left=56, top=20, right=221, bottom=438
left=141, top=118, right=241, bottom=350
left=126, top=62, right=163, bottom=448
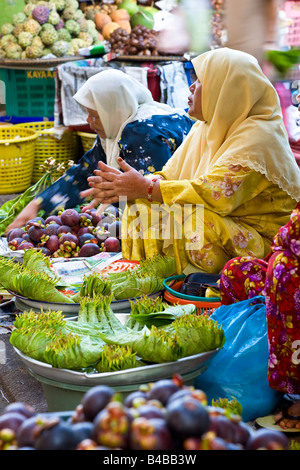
left=44, top=215, right=62, bottom=226
left=45, top=223, right=60, bottom=236
left=78, top=212, right=93, bottom=227
left=57, top=225, right=72, bottom=236
left=103, top=237, right=121, bottom=252
left=79, top=243, right=101, bottom=257
left=18, top=241, right=35, bottom=250
left=28, top=224, right=47, bottom=243
left=45, top=235, right=59, bottom=253
left=59, top=233, right=78, bottom=252
left=7, top=228, right=25, bottom=242
left=108, top=220, right=121, bottom=238
left=60, top=208, right=80, bottom=227
left=8, top=238, right=24, bottom=250
left=78, top=233, right=98, bottom=247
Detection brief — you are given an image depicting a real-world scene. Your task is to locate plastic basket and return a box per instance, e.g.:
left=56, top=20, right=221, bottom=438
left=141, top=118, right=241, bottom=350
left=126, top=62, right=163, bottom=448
left=0, top=68, right=56, bottom=117
left=15, top=121, right=80, bottom=183
left=163, top=274, right=221, bottom=315
left=0, top=127, right=38, bottom=194
left=77, top=131, right=97, bottom=154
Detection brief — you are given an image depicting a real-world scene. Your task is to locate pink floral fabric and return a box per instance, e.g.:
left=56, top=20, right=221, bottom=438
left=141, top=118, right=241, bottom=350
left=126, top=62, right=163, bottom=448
left=220, top=202, right=300, bottom=394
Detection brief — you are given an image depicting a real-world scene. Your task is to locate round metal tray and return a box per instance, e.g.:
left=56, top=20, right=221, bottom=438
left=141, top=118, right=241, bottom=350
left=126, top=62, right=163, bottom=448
left=13, top=346, right=218, bottom=387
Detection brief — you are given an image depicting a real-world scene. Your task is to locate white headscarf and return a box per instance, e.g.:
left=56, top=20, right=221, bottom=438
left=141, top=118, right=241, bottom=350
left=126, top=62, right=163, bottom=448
left=73, top=69, right=185, bottom=168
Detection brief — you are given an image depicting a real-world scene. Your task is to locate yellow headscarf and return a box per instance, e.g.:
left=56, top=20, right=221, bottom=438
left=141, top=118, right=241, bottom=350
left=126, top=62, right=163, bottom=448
left=160, top=47, right=300, bottom=201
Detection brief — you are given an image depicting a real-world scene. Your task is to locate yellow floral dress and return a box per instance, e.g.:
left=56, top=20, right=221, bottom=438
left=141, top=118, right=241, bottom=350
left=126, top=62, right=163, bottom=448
left=121, top=164, right=297, bottom=274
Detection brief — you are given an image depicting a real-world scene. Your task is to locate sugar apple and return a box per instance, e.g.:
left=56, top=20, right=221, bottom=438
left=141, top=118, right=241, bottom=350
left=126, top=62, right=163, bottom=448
left=77, top=18, right=89, bottom=32
left=40, top=24, right=58, bottom=45
left=24, top=18, right=41, bottom=35
left=5, top=43, right=22, bottom=59
left=65, top=19, right=80, bottom=36
left=84, top=7, right=97, bottom=21
left=78, top=32, right=93, bottom=46
left=13, top=23, right=25, bottom=38
left=32, top=5, right=50, bottom=24
left=86, top=19, right=96, bottom=29
left=41, top=47, right=53, bottom=56
left=18, top=31, right=34, bottom=48
left=48, top=10, right=61, bottom=25
left=36, top=0, right=55, bottom=9
left=1, top=34, right=17, bottom=48
left=66, top=43, right=75, bottom=55
left=25, top=40, right=44, bottom=58
left=51, top=39, right=69, bottom=57
left=70, top=37, right=86, bottom=53
left=57, top=28, right=71, bottom=42
left=52, top=0, right=65, bottom=11
left=65, top=0, right=79, bottom=9
left=1, top=23, right=14, bottom=35
left=87, top=27, right=98, bottom=43
left=74, top=9, right=84, bottom=20
left=23, top=3, right=36, bottom=16
left=12, top=12, right=27, bottom=25
left=62, top=7, right=77, bottom=20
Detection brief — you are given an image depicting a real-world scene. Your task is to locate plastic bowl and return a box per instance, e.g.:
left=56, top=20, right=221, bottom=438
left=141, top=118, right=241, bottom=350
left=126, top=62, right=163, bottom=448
left=163, top=275, right=221, bottom=315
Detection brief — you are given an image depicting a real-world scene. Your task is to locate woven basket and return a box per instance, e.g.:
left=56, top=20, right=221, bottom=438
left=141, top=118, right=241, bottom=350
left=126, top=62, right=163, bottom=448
left=15, top=122, right=80, bottom=183
left=0, top=127, right=38, bottom=194
left=77, top=131, right=97, bottom=154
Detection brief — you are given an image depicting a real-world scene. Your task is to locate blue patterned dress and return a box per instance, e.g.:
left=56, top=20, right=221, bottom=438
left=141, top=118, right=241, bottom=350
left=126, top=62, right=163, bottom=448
left=37, top=113, right=193, bottom=216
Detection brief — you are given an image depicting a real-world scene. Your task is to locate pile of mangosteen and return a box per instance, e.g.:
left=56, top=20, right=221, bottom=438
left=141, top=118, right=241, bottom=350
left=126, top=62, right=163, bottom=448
left=6, top=206, right=122, bottom=258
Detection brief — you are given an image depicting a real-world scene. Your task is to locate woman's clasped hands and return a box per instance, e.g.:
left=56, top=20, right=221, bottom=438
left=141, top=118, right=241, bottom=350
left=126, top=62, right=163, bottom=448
left=80, top=157, right=152, bottom=212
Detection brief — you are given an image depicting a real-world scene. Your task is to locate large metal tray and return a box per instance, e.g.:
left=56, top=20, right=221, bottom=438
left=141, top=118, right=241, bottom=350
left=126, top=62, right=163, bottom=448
left=13, top=289, right=164, bottom=315
left=13, top=346, right=218, bottom=387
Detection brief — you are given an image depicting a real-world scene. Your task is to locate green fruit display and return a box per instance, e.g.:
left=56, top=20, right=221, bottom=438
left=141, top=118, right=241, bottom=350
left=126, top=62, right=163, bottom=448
left=130, top=9, right=154, bottom=29
left=118, top=0, right=139, bottom=17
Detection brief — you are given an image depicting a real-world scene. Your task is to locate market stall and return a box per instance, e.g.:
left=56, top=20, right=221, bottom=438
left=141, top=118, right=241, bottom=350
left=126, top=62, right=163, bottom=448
left=1, top=0, right=300, bottom=453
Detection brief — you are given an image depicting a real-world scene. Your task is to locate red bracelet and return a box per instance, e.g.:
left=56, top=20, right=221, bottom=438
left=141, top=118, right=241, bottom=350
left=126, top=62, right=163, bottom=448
left=147, top=177, right=159, bottom=202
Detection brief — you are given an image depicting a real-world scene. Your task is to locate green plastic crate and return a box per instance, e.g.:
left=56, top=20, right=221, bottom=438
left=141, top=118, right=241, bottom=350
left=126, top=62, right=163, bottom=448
left=0, top=68, right=56, bottom=116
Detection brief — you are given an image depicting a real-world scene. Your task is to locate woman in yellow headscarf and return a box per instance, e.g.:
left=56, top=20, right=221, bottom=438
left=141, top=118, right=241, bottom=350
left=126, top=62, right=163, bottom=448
left=82, top=47, right=300, bottom=274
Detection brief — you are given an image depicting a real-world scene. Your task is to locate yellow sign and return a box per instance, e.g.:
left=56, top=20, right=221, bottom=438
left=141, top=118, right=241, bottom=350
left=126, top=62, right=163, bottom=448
left=26, top=70, right=56, bottom=79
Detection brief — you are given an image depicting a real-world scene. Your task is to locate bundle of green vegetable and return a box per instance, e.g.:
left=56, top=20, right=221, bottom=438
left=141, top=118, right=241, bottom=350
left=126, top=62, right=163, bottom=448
left=99, top=313, right=225, bottom=363
left=0, top=251, right=72, bottom=303
left=10, top=294, right=225, bottom=371
left=72, top=254, right=176, bottom=302
left=0, top=250, right=175, bottom=304
left=0, top=158, right=71, bottom=236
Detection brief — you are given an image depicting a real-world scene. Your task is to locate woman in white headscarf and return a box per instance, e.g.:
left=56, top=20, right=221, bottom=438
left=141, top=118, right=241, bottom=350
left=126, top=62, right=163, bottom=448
left=82, top=48, right=300, bottom=274
left=6, top=69, right=193, bottom=230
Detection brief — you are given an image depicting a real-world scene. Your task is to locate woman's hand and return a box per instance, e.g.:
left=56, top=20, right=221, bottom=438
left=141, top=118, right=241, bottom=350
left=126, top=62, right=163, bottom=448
left=5, top=200, right=40, bottom=234
left=81, top=157, right=151, bottom=210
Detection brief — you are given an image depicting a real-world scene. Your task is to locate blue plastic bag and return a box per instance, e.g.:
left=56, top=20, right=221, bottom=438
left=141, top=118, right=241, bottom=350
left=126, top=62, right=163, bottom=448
left=195, top=296, right=281, bottom=422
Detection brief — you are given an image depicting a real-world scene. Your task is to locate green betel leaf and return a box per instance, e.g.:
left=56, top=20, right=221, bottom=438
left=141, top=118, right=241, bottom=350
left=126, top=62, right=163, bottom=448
left=163, top=314, right=225, bottom=356
left=43, top=332, right=105, bottom=370
left=97, top=326, right=186, bottom=363
left=0, top=253, right=73, bottom=303
left=22, top=248, right=65, bottom=284
left=94, top=344, right=142, bottom=373
left=10, top=309, right=66, bottom=362
left=129, top=301, right=196, bottom=328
